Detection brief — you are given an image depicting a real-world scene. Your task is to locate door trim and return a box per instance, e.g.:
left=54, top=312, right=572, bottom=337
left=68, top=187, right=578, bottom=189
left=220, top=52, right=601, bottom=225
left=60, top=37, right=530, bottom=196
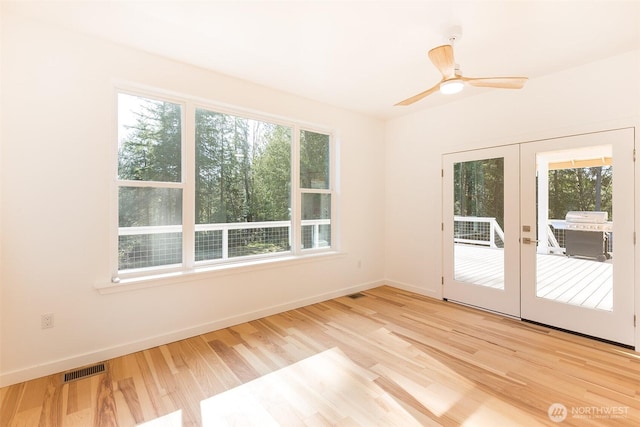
left=520, top=128, right=635, bottom=346
left=442, top=128, right=635, bottom=346
left=442, top=145, right=521, bottom=317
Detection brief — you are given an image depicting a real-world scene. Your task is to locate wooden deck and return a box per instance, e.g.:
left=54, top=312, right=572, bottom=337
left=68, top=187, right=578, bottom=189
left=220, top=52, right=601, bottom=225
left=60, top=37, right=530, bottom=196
left=454, top=244, right=613, bottom=311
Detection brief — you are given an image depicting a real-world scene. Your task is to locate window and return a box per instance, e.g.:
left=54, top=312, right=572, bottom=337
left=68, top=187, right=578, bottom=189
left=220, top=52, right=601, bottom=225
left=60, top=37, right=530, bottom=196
left=300, top=130, right=332, bottom=249
left=117, top=94, right=184, bottom=271
left=115, top=90, right=335, bottom=281
left=194, top=108, right=292, bottom=261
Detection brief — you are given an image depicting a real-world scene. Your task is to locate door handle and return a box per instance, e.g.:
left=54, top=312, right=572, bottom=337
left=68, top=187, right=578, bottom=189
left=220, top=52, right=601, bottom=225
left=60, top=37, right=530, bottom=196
left=522, top=237, right=539, bottom=244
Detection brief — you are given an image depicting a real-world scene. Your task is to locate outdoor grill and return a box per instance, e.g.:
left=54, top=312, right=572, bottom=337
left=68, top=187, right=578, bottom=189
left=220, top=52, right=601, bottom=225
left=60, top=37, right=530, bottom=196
left=564, top=211, right=612, bottom=262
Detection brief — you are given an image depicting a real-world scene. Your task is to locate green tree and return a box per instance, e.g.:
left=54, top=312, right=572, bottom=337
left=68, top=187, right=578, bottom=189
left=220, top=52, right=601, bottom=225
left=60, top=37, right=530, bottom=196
left=548, top=166, right=612, bottom=220
left=121, top=99, right=298, bottom=262
left=300, top=130, right=329, bottom=189
left=118, top=97, right=181, bottom=183
left=118, top=96, right=182, bottom=228
left=117, top=95, right=183, bottom=269
left=252, top=125, right=291, bottom=221
left=454, top=158, right=504, bottom=228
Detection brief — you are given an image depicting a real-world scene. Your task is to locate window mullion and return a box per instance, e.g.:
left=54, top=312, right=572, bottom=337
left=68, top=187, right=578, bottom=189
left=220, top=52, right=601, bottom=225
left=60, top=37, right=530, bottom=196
left=116, top=180, right=184, bottom=189
left=330, top=133, right=338, bottom=252
left=183, top=102, right=196, bottom=269
left=291, top=125, right=301, bottom=255
left=299, top=188, right=332, bottom=194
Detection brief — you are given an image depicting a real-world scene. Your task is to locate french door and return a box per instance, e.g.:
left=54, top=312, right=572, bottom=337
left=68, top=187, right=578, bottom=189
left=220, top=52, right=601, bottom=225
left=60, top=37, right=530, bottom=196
left=520, top=129, right=635, bottom=345
left=443, top=145, right=521, bottom=317
left=443, top=128, right=635, bottom=346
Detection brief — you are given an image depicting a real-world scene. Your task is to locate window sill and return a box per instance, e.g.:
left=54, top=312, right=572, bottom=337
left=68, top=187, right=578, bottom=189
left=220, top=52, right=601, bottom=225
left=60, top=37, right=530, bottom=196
left=95, top=251, right=345, bottom=294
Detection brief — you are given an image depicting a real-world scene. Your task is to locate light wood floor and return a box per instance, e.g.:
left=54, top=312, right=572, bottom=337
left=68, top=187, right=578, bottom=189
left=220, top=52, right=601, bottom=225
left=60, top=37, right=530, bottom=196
left=1, top=286, right=639, bottom=426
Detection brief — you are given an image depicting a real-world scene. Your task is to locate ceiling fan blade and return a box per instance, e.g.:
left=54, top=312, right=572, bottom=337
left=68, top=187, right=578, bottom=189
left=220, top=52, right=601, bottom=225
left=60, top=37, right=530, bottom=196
left=394, top=82, right=441, bottom=106
left=461, top=76, right=528, bottom=89
left=428, top=44, right=455, bottom=78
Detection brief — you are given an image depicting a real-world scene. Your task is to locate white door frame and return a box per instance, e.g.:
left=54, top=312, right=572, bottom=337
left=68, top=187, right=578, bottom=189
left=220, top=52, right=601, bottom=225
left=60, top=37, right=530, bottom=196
left=443, top=128, right=635, bottom=346
left=520, top=128, right=635, bottom=346
left=442, top=145, right=521, bottom=317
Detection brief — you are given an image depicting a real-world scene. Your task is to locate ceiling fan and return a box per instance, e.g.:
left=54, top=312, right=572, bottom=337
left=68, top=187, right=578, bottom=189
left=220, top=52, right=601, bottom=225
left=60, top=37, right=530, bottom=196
left=395, top=39, right=528, bottom=106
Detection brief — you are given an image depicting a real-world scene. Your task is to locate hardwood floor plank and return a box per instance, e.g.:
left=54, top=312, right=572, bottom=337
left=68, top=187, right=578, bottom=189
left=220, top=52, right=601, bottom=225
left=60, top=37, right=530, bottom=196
left=1, top=285, right=639, bottom=426
left=116, top=377, right=144, bottom=424
left=191, top=336, right=243, bottom=391
left=0, top=382, right=23, bottom=426
left=94, top=373, right=118, bottom=427
left=166, top=368, right=203, bottom=427
left=44, top=377, right=65, bottom=427
left=372, top=375, right=444, bottom=427
left=131, top=350, right=170, bottom=419
left=206, top=340, right=261, bottom=383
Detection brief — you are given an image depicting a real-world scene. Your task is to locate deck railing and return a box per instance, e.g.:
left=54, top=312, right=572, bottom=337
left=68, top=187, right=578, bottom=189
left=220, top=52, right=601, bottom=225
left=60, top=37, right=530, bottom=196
left=119, top=219, right=331, bottom=270
left=454, top=216, right=505, bottom=248
left=453, top=216, right=613, bottom=254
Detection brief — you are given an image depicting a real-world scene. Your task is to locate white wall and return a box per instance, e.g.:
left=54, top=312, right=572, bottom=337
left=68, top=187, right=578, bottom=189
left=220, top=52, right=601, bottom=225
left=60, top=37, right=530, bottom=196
left=385, top=49, right=640, bottom=346
left=0, top=11, right=386, bottom=386
left=2, top=9, right=639, bottom=388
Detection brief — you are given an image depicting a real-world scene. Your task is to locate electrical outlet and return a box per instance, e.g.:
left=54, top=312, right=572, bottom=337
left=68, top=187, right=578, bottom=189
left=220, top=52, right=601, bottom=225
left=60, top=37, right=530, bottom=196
left=41, top=313, right=54, bottom=329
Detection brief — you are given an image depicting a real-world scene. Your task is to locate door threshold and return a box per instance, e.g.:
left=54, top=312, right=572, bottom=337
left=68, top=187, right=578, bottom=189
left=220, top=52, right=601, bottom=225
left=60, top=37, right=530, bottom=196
left=445, top=298, right=634, bottom=349
left=521, top=318, right=634, bottom=350
left=443, top=298, right=521, bottom=320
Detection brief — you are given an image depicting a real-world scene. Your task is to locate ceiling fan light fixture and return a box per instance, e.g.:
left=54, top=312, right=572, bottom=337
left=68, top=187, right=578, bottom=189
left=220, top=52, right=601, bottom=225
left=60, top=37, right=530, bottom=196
left=394, top=41, right=528, bottom=106
left=440, top=79, right=464, bottom=95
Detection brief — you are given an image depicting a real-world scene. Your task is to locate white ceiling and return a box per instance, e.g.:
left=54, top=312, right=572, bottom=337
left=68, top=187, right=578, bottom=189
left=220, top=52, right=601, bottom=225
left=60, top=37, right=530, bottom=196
left=6, top=0, right=640, bottom=119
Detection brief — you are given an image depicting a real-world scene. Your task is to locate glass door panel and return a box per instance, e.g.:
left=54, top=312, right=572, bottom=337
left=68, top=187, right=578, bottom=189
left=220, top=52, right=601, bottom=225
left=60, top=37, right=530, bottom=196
left=453, top=158, right=505, bottom=289
left=535, top=145, right=613, bottom=310
left=443, top=145, right=520, bottom=317
left=521, top=129, right=634, bottom=345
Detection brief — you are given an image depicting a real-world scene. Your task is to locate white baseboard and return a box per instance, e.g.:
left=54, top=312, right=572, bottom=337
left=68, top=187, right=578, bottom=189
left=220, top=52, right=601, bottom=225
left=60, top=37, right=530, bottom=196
left=0, top=280, right=384, bottom=387
left=383, top=279, right=441, bottom=300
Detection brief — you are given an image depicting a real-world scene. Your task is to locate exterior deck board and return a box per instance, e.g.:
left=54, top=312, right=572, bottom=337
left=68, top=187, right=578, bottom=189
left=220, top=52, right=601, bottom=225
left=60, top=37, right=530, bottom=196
left=454, top=244, right=612, bottom=311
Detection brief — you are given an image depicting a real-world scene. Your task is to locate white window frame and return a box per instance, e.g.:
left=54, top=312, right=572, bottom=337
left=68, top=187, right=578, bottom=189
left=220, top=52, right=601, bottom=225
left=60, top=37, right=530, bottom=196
left=110, top=84, right=337, bottom=287
left=297, top=128, right=336, bottom=253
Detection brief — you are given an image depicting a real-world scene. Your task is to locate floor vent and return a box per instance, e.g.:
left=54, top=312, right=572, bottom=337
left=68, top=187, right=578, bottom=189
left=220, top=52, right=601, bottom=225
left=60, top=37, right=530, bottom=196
left=347, top=292, right=366, bottom=299
left=63, top=363, right=106, bottom=383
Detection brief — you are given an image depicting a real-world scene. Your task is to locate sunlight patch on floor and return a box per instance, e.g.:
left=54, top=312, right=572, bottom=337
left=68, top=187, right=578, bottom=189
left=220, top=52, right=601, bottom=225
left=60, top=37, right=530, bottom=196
left=137, top=409, right=182, bottom=427
left=200, top=347, right=423, bottom=426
